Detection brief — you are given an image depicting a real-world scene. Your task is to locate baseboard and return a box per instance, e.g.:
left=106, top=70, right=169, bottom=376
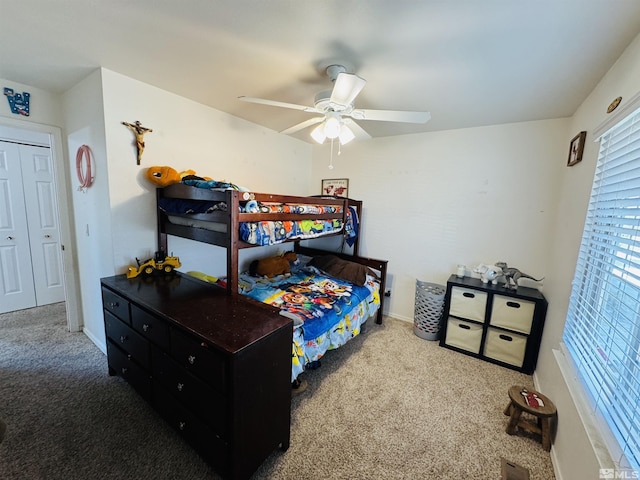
left=83, top=327, right=106, bottom=355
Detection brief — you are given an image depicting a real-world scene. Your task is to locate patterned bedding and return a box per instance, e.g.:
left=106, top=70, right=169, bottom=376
left=238, top=264, right=380, bottom=381
left=159, top=192, right=353, bottom=246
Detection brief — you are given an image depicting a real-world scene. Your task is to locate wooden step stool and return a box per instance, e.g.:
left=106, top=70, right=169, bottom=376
left=504, top=385, right=557, bottom=451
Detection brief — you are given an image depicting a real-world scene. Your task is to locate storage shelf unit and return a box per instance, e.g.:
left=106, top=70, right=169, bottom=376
left=439, top=275, right=547, bottom=374
left=101, top=273, right=293, bottom=480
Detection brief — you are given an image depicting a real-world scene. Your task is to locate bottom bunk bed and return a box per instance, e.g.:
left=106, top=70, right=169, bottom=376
left=237, top=244, right=387, bottom=382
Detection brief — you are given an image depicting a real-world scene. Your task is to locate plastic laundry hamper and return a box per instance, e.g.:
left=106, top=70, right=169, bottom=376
left=414, top=280, right=446, bottom=341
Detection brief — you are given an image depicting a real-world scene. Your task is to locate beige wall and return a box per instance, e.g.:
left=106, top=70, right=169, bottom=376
left=312, top=119, right=568, bottom=320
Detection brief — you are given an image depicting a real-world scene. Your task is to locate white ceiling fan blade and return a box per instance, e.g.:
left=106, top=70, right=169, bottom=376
left=350, top=108, right=431, bottom=124
left=238, top=96, right=316, bottom=113
left=343, top=118, right=372, bottom=140
left=330, top=73, right=366, bottom=107
left=280, top=116, right=324, bottom=135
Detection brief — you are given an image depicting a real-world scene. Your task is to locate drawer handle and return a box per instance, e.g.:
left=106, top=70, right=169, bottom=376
left=458, top=323, right=471, bottom=330
left=178, top=421, right=186, bottom=431
left=499, top=334, right=513, bottom=342
left=506, top=301, right=521, bottom=309
left=462, top=292, right=475, bottom=298
left=188, top=355, right=196, bottom=365
left=177, top=382, right=184, bottom=392
left=142, top=324, right=150, bottom=332
left=109, top=301, right=119, bottom=309
left=119, top=335, right=128, bottom=343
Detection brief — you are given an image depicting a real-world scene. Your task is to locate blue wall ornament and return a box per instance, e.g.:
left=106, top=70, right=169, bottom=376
left=4, top=88, right=31, bottom=116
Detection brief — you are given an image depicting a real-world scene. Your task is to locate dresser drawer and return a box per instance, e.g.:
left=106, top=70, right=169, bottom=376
left=102, top=288, right=130, bottom=324
left=107, top=340, right=152, bottom=400
left=171, top=327, right=227, bottom=394
left=131, top=304, right=170, bottom=349
left=152, top=348, right=227, bottom=436
left=444, top=317, right=483, bottom=354
left=105, top=311, right=150, bottom=370
left=483, top=327, right=527, bottom=368
left=153, top=382, right=229, bottom=473
left=489, top=295, right=535, bottom=334
left=449, top=287, right=487, bottom=322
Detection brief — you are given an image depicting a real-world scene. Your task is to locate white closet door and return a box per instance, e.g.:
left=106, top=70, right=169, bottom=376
left=0, top=141, right=36, bottom=313
left=20, top=144, right=65, bottom=306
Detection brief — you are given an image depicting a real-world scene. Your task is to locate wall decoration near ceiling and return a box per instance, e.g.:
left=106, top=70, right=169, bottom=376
left=567, top=131, right=587, bottom=167
left=3, top=87, right=30, bottom=116
left=607, top=96, right=622, bottom=114
left=122, top=120, right=153, bottom=165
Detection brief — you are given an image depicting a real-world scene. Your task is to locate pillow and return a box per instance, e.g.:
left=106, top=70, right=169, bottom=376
left=308, top=254, right=375, bottom=286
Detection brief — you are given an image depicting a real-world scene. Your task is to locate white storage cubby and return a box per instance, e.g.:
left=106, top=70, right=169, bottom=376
left=444, top=318, right=484, bottom=354
left=439, top=275, right=547, bottom=374
left=449, top=287, right=487, bottom=322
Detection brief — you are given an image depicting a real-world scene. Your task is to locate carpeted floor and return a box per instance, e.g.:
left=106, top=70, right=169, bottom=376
left=0, top=303, right=555, bottom=479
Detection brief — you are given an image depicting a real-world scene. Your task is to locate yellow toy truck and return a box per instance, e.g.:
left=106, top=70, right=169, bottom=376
left=126, top=250, right=181, bottom=278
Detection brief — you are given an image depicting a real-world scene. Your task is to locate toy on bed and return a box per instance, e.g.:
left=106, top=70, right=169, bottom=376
left=249, top=251, right=298, bottom=278
left=146, top=165, right=248, bottom=191
left=145, top=165, right=206, bottom=187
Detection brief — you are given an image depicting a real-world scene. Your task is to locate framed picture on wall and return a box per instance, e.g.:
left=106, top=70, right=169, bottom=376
left=567, top=131, right=587, bottom=166
left=321, top=178, right=349, bottom=197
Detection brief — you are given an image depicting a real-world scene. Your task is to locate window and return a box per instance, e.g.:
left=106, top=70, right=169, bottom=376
left=563, top=107, right=640, bottom=470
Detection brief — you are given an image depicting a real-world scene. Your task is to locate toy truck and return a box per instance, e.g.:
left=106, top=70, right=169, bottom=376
left=126, top=250, right=181, bottom=278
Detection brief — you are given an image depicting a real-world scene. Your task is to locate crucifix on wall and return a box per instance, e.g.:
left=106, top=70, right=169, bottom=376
left=122, top=120, right=153, bottom=165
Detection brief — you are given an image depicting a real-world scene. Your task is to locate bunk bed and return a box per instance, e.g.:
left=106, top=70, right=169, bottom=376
left=156, top=182, right=388, bottom=380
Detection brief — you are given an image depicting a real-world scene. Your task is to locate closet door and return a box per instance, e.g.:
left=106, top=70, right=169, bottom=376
left=20, top=144, right=65, bottom=306
left=0, top=141, right=36, bottom=313
left=0, top=141, right=64, bottom=313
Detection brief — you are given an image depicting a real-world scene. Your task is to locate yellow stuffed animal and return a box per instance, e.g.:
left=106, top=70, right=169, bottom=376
left=146, top=166, right=202, bottom=187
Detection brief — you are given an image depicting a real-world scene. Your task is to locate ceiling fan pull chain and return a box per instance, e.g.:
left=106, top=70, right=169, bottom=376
left=328, top=138, right=334, bottom=170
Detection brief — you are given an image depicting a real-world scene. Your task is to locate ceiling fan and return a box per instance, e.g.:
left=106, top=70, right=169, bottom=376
left=239, top=64, right=431, bottom=145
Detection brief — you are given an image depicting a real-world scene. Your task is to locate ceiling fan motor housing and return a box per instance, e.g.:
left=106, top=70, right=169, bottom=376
left=314, top=90, right=353, bottom=114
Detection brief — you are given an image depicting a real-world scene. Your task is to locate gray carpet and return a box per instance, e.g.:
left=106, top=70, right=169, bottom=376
left=0, top=303, right=555, bottom=479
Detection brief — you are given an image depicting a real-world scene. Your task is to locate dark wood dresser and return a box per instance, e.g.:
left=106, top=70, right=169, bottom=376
left=101, top=273, right=293, bottom=480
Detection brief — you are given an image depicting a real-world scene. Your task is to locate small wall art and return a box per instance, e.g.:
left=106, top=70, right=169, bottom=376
left=4, top=87, right=30, bottom=116
left=567, top=131, right=586, bottom=167
left=321, top=178, right=349, bottom=197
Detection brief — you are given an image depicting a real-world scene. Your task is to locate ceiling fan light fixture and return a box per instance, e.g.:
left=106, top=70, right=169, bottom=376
left=339, top=125, right=355, bottom=145
left=323, top=114, right=341, bottom=139
left=311, top=124, right=327, bottom=144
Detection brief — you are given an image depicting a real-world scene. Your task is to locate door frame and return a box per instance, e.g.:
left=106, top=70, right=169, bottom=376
left=0, top=116, right=81, bottom=332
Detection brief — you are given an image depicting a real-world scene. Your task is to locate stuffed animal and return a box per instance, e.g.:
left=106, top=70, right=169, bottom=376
left=145, top=166, right=211, bottom=187
left=249, top=252, right=298, bottom=278
left=146, top=166, right=189, bottom=187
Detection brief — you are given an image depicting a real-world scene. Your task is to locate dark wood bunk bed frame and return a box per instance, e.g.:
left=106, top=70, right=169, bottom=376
left=156, top=182, right=387, bottom=324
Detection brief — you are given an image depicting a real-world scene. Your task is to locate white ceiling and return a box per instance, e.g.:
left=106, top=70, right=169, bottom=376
left=2, top=1, right=640, bottom=142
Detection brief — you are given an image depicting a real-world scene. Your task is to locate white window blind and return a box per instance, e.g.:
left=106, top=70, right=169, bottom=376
left=563, top=107, right=640, bottom=470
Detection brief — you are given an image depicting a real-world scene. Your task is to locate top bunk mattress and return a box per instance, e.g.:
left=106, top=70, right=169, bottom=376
left=158, top=183, right=358, bottom=246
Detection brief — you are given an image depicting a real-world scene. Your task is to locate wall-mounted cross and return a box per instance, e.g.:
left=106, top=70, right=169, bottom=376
left=122, top=120, right=153, bottom=165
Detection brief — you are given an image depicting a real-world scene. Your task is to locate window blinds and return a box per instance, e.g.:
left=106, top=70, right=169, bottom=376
left=563, top=108, right=640, bottom=470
